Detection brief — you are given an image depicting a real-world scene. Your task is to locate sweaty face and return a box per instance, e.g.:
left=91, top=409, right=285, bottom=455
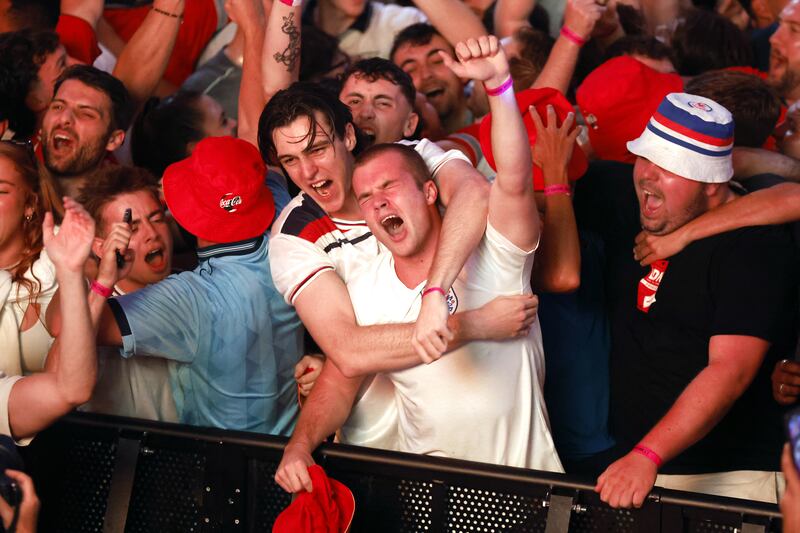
left=769, top=0, right=800, bottom=100
left=393, top=34, right=465, bottom=120
left=196, top=95, right=237, bottom=139
left=42, top=79, right=116, bottom=177
left=273, top=113, right=360, bottom=219
left=99, top=191, right=172, bottom=291
left=0, top=155, right=33, bottom=255
left=340, top=75, right=417, bottom=144
left=353, top=151, right=436, bottom=259
left=633, top=158, right=709, bottom=236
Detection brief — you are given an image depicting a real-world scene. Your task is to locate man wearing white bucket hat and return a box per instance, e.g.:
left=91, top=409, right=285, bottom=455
left=595, top=93, right=798, bottom=507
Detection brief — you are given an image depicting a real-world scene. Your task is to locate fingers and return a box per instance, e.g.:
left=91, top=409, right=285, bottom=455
left=41, top=211, right=54, bottom=245
left=528, top=105, right=544, bottom=133
left=411, top=337, right=435, bottom=364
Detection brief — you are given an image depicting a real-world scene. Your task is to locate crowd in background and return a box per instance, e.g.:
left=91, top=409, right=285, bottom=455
left=2, top=0, right=800, bottom=528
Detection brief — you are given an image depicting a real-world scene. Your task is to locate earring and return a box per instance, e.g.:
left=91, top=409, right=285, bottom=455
left=24, top=214, right=32, bottom=222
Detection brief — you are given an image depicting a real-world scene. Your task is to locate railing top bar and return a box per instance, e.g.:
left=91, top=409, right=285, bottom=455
left=59, top=412, right=783, bottom=519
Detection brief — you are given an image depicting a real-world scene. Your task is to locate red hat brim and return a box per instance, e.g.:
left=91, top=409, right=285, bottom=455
left=479, top=87, right=588, bottom=191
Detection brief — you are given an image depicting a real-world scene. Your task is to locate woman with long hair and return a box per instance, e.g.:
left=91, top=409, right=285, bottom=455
left=0, top=140, right=61, bottom=375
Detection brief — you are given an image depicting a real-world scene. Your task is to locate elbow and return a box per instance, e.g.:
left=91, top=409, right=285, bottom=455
left=325, top=348, right=362, bottom=379
left=538, top=270, right=581, bottom=294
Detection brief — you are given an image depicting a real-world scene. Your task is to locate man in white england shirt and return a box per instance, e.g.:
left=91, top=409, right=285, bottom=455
left=274, top=37, right=565, bottom=492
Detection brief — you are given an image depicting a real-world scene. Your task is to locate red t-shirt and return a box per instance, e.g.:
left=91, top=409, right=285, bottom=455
left=103, top=0, right=220, bottom=86
left=55, top=14, right=101, bottom=65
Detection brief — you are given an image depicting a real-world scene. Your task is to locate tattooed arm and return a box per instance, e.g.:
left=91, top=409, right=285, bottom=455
left=262, top=0, right=302, bottom=104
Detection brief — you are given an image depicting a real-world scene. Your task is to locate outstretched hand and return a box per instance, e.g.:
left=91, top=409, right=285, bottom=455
left=43, top=197, right=95, bottom=275
left=440, top=36, right=509, bottom=86
left=529, top=104, right=580, bottom=185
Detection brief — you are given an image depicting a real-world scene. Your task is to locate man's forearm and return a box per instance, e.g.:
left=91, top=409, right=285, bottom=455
left=262, top=0, right=302, bottom=103
left=533, top=193, right=580, bottom=293
left=237, top=14, right=266, bottom=146
left=286, top=364, right=362, bottom=452
left=112, top=0, right=184, bottom=103
left=412, top=0, right=486, bottom=45
left=637, top=358, right=759, bottom=464
left=426, top=163, right=489, bottom=291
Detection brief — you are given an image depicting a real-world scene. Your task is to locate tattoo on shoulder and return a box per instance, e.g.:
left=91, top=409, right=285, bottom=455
left=273, top=12, right=300, bottom=72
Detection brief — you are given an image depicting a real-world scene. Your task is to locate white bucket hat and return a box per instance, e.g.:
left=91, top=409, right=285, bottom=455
left=627, top=93, right=734, bottom=183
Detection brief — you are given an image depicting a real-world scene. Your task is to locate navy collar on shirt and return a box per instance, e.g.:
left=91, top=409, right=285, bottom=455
left=196, top=235, right=263, bottom=261
left=302, top=0, right=373, bottom=33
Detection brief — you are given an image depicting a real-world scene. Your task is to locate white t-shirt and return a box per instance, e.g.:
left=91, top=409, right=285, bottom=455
left=269, top=139, right=468, bottom=305
left=0, top=372, right=30, bottom=445
left=338, top=2, right=428, bottom=60
left=269, top=139, right=468, bottom=448
left=346, top=223, right=563, bottom=472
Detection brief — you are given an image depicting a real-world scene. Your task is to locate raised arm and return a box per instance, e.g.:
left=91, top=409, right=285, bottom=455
left=634, top=182, right=800, bottom=265
left=112, top=0, right=184, bottom=104
left=532, top=0, right=604, bottom=94
left=411, top=0, right=486, bottom=45
left=227, top=0, right=268, bottom=146
left=262, top=0, right=302, bottom=104
left=444, top=37, right=538, bottom=249
left=8, top=198, right=96, bottom=440
left=61, top=0, right=104, bottom=30
left=529, top=105, right=581, bottom=293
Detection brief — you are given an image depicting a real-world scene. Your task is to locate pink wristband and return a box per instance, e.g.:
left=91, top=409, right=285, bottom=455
left=484, top=76, right=513, bottom=97
left=422, top=286, right=446, bottom=298
left=90, top=280, right=113, bottom=299
left=560, top=26, right=587, bottom=47
left=278, top=0, right=303, bottom=6
left=633, top=445, right=663, bottom=468
left=543, top=184, right=571, bottom=197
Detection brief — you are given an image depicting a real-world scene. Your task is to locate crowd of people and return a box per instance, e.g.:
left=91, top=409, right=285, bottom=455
left=1, top=0, right=800, bottom=525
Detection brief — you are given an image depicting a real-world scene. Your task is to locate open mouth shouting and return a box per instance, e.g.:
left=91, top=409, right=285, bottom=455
left=50, top=129, right=76, bottom=154
left=641, top=189, right=664, bottom=218
left=380, top=214, right=405, bottom=239
left=310, top=179, right=333, bottom=197
left=144, top=246, right=167, bottom=271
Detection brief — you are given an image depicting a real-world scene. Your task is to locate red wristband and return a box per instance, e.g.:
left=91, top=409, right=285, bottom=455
left=484, top=76, right=513, bottom=97
left=633, top=445, right=663, bottom=468
left=278, top=0, right=303, bottom=5
left=543, top=184, right=571, bottom=197
left=90, top=280, right=113, bottom=298
left=422, top=286, right=445, bottom=298
left=560, top=26, right=587, bottom=47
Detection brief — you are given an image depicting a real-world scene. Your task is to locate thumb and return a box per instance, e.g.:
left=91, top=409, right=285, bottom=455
left=42, top=212, right=54, bottom=246
left=438, top=51, right=464, bottom=77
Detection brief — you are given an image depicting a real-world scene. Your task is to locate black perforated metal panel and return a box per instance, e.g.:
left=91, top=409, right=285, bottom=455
left=57, top=437, right=116, bottom=532
left=124, top=446, right=206, bottom=533
left=568, top=504, right=636, bottom=532
left=398, top=479, right=434, bottom=532
left=250, top=459, right=292, bottom=531
left=445, top=486, right=545, bottom=533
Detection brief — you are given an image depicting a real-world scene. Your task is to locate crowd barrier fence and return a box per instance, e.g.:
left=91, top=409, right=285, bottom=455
left=20, top=412, right=783, bottom=532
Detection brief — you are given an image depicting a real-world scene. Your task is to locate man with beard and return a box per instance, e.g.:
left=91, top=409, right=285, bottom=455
left=769, top=0, right=800, bottom=104
left=41, top=65, right=133, bottom=197
left=594, top=93, right=797, bottom=506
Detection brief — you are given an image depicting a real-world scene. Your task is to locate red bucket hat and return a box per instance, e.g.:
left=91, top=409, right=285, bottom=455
left=273, top=465, right=355, bottom=533
left=576, top=56, right=684, bottom=164
left=162, top=136, right=275, bottom=243
left=479, top=87, right=588, bottom=191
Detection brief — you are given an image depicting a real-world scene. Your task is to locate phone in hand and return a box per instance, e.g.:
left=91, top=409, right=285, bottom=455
left=785, top=406, right=800, bottom=472
left=116, top=208, right=132, bottom=269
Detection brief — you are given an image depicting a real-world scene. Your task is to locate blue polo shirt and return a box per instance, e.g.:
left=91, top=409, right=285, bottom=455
left=108, top=235, right=302, bottom=436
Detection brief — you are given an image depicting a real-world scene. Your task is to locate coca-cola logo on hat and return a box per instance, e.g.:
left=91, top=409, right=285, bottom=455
left=219, top=193, right=242, bottom=213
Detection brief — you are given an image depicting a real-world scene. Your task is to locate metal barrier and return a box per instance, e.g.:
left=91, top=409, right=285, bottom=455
left=21, top=412, right=782, bottom=532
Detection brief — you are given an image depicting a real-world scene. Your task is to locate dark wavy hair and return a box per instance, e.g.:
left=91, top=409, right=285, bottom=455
left=0, top=30, right=60, bottom=138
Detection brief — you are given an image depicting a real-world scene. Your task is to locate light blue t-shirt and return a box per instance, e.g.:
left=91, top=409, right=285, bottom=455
left=109, top=235, right=302, bottom=436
